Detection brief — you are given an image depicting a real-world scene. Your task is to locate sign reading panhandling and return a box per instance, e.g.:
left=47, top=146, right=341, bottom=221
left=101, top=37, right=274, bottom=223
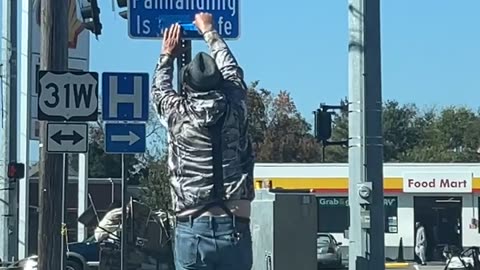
left=128, top=0, right=240, bottom=39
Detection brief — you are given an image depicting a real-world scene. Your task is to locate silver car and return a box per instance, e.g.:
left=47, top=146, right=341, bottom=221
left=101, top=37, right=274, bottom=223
left=317, top=233, right=343, bottom=268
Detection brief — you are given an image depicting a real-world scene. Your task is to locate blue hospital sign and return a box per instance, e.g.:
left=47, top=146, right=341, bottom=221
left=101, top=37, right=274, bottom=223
left=101, top=72, right=149, bottom=121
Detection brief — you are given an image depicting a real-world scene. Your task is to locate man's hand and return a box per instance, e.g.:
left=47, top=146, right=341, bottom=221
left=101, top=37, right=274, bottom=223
left=193, top=12, right=214, bottom=34
left=162, top=23, right=182, bottom=56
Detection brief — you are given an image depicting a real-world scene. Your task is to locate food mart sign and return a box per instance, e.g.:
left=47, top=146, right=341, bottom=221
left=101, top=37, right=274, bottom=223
left=403, top=172, right=472, bottom=193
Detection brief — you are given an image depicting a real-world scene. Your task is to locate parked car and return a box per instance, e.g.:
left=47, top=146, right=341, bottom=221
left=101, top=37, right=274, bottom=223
left=317, top=233, right=343, bottom=268
left=10, top=237, right=98, bottom=270
left=65, top=235, right=100, bottom=270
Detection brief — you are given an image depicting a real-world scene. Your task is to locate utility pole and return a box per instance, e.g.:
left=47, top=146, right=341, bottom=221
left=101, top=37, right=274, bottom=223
left=347, top=0, right=384, bottom=270
left=363, top=0, right=384, bottom=268
left=38, top=0, right=69, bottom=270
left=1, top=0, right=19, bottom=262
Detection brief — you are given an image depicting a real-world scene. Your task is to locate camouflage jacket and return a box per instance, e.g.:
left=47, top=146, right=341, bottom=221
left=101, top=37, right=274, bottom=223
left=151, top=30, right=255, bottom=213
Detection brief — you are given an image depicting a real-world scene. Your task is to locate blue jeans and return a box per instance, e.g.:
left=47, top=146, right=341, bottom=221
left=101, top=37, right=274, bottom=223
left=174, top=215, right=253, bottom=270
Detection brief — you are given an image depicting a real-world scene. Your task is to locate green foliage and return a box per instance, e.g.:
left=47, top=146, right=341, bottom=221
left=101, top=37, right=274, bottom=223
left=246, top=82, right=480, bottom=163
left=246, top=82, right=322, bottom=162
left=86, top=123, right=144, bottom=183
left=84, top=80, right=480, bottom=210
left=137, top=153, right=172, bottom=211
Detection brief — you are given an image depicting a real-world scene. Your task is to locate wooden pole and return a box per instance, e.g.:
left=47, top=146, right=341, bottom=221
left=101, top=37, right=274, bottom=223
left=38, top=0, right=68, bottom=269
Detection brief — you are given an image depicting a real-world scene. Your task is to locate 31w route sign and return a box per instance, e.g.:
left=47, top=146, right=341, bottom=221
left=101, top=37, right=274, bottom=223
left=128, top=0, right=240, bottom=39
left=37, top=71, right=99, bottom=121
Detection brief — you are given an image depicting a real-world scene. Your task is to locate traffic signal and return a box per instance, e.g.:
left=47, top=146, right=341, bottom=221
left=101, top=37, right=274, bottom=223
left=80, top=0, right=103, bottom=37
left=314, top=109, right=332, bottom=141
left=116, top=0, right=128, bottom=19
left=7, top=162, right=25, bottom=180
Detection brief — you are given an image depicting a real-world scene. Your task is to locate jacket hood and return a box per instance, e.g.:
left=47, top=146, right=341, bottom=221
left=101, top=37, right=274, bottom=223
left=185, top=89, right=227, bottom=127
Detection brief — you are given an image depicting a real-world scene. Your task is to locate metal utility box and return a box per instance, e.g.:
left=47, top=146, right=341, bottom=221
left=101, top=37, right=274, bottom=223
left=251, top=189, right=318, bottom=270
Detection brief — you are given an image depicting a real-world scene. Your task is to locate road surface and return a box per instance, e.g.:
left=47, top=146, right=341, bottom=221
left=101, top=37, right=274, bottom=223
left=321, top=263, right=448, bottom=270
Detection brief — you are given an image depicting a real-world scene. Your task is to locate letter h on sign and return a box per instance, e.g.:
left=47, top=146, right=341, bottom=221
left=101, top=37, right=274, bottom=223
left=102, top=72, right=149, bottom=121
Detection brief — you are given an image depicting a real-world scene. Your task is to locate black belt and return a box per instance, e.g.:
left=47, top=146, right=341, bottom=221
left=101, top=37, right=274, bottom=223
left=175, top=201, right=250, bottom=224
left=175, top=214, right=250, bottom=224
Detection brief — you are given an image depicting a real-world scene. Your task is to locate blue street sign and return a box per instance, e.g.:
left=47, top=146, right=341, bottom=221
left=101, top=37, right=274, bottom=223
left=102, top=72, right=149, bottom=121
left=127, top=0, right=240, bottom=40
left=104, top=123, right=146, bottom=154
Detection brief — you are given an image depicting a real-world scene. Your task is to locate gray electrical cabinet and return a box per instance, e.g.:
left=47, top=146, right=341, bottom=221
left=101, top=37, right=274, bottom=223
left=250, top=189, right=318, bottom=270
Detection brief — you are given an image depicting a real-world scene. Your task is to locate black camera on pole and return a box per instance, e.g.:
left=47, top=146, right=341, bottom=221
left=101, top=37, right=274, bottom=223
left=313, top=103, right=348, bottom=161
left=314, top=109, right=332, bottom=142
left=116, top=0, right=128, bottom=19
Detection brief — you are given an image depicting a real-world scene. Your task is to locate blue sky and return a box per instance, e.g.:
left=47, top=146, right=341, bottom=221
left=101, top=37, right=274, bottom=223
left=1, top=1, right=479, bottom=164
left=90, top=0, right=480, bottom=125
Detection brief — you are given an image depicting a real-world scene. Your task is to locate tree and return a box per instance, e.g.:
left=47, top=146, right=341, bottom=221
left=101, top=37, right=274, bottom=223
left=246, top=82, right=323, bottom=163
left=82, top=78, right=480, bottom=212
left=299, top=99, right=480, bottom=163
left=80, top=105, right=167, bottom=182
left=137, top=152, right=172, bottom=211
left=382, top=101, right=424, bottom=162
left=86, top=122, right=143, bottom=182
left=246, top=81, right=268, bottom=152
left=403, top=106, right=480, bottom=162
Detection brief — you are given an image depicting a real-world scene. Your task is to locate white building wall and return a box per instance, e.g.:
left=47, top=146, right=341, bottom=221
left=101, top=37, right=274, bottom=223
left=313, top=193, right=479, bottom=261
left=392, top=194, right=414, bottom=247
left=254, top=163, right=480, bottom=260
left=461, top=194, right=480, bottom=247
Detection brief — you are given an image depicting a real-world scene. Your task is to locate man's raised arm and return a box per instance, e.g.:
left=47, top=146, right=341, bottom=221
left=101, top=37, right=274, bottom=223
left=151, top=53, right=182, bottom=121
left=194, top=13, right=247, bottom=90
left=151, top=24, right=184, bottom=124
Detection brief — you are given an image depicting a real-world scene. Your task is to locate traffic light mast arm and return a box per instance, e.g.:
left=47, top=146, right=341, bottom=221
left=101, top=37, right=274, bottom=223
left=320, top=103, right=348, bottom=112
left=323, top=140, right=348, bottom=147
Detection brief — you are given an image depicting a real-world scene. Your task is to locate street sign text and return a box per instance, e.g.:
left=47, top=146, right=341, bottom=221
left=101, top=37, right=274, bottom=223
left=38, top=71, right=98, bottom=121
left=128, top=0, right=240, bottom=39
left=403, top=172, right=472, bottom=193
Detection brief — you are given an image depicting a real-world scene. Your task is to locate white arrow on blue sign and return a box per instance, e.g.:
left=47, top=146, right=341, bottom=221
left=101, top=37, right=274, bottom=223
left=127, top=0, right=240, bottom=40
left=102, top=72, right=149, bottom=122
left=104, top=123, right=146, bottom=154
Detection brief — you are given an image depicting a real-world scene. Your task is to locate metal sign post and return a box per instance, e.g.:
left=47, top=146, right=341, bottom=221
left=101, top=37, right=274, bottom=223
left=120, top=154, right=127, bottom=270
left=60, top=152, right=68, bottom=270
left=38, top=70, right=97, bottom=269
left=101, top=72, right=150, bottom=270
left=347, top=0, right=384, bottom=269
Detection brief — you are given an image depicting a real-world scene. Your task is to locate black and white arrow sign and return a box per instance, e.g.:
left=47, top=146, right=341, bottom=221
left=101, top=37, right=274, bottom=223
left=47, top=123, right=88, bottom=153
left=51, top=130, right=84, bottom=145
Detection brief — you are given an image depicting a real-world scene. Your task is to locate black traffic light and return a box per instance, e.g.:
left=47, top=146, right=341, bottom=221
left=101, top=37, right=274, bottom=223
left=80, top=0, right=103, bottom=37
left=117, top=0, right=128, bottom=19
left=314, top=109, right=332, bottom=141
left=117, top=0, right=127, bottom=6
left=8, top=162, right=25, bottom=180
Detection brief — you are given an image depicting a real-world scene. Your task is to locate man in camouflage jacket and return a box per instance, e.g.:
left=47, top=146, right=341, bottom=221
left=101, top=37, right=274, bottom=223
left=151, top=12, right=254, bottom=270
